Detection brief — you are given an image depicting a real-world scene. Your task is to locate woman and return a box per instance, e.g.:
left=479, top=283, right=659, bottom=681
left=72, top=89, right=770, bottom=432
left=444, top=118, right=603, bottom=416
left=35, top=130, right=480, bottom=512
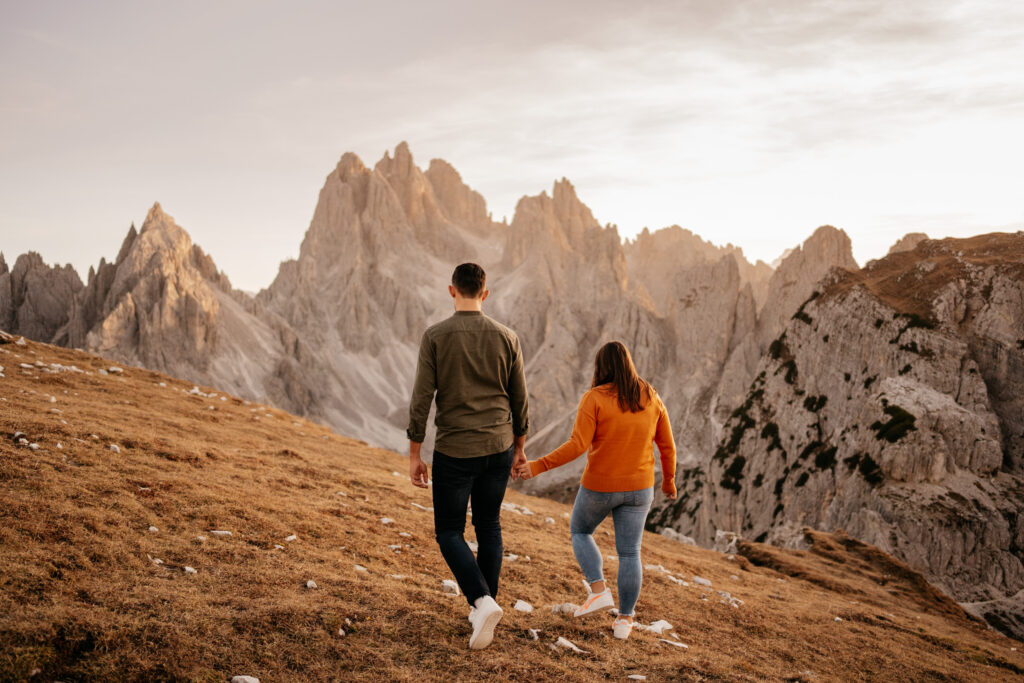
left=515, top=341, right=676, bottom=640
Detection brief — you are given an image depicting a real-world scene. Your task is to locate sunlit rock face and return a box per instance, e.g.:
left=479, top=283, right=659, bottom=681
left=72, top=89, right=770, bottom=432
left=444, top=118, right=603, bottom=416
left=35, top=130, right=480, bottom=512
left=653, top=233, right=1024, bottom=639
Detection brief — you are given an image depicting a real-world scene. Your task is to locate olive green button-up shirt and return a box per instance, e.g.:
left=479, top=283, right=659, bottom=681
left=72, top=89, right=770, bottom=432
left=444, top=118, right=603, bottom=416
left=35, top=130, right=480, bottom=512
left=407, top=310, right=529, bottom=457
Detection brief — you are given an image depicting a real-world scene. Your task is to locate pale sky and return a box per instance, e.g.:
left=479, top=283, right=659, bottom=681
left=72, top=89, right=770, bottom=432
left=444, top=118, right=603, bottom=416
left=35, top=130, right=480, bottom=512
left=2, top=0, right=1023, bottom=292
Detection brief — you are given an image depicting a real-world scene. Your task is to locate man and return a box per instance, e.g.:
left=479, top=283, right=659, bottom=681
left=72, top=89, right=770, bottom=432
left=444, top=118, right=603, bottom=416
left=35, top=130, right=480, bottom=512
left=407, top=263, right=529, bottom=650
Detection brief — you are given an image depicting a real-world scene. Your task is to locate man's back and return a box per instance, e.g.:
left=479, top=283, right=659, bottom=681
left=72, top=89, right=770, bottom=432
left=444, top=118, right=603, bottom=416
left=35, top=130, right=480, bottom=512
left=407, top=310, right=529, bottom=458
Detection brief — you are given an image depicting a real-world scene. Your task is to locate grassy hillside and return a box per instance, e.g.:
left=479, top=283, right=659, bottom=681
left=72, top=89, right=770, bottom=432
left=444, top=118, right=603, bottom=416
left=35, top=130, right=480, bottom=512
left=1, top=331, right=1021, bottom=682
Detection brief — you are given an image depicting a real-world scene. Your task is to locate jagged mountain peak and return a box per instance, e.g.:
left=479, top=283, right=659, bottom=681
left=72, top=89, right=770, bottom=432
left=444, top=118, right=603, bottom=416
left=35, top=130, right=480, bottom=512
left=0, top=251, right=7, bottom=275
left=888, top=232, right=930, bottom=255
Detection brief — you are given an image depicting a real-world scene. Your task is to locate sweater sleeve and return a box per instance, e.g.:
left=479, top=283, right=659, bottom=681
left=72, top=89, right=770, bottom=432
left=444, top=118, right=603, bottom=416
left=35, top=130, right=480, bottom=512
left=654, top=395, right=677, bottom=493
left=529, top=391, right=597, bottom=477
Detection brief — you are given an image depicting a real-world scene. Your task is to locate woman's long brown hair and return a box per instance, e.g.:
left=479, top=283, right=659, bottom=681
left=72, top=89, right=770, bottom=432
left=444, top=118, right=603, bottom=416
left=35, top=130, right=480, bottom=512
left=591, top=341, right=651, bottom=412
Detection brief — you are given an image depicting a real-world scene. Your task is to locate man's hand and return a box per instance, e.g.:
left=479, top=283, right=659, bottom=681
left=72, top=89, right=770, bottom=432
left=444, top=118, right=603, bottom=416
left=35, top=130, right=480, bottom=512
left=410, top=456, right=429, bottom=488
left=409, top=441, right=429, bottom=488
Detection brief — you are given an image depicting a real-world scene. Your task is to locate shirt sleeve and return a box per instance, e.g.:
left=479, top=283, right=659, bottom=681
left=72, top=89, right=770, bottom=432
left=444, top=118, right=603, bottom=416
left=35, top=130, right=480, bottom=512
left=529, top=390, right=597, bottom=476
left=653, top=394, right=677, bottom=492
left=406, top=330, right=436, bottom=443
left=508, top=334, right=530, bottom=437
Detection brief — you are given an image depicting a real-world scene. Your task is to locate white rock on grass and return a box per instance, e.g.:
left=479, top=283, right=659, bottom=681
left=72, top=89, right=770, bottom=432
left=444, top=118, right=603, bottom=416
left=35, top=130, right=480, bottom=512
left=628, top=676, right=647, bottom=681
left=514, top=600, right=534, bottom=612
left=195, top=535, right=207, bottom=542
left=353, top=565, right=368, bottom=573
left=505, top=553, right=519, bottom=561
left=693, top=576, right=712, bottom=587
left=659, top=639, right=689, bottom=648
left=387, top=574, right=407, bottom=580
left=545, top=517, right=555, bottom=524
left=109, top=444, right=121, bottom=453
left=15, top=337, right=27, bottom=346
left=29, top=443, right=40, bottom=450
left=184, top=566, right=197, bottom=574
left=108, top=366, right=123, bottom=374
left=209, top=530, right=233, bottom=537
left=441, top=579, right=460, bottom=595
left=528, top=628, right=540, bottom=640
left=467, top=540, right=479, bottom=552
left=636, top=619, right=673, bottom=635
left=550, top=603, right=580, bottom=614
left=306, top=580, right=318, bottom=589
left=231, top=677, right=259, bottom=683
left=284, top=534, right=298, bottom=542
left=148, top=526, right=159, bottom=533
left=380, top=517, right=395, bottom=525
left=388, top=544, right=402, bottom=551
left=399, top=532, right=412, bottom=538
left=834, top=616, right=843, bottom=622
left=553, top=636, right=587, bottom=654
left=411, top=502, right=433, bottom=511
left=274, top=545, right=284, bottom=550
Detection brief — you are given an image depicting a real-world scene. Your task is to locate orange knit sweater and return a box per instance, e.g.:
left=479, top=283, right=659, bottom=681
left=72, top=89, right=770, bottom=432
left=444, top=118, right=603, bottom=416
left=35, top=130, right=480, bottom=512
left=528, top=384, right=677, bottom=494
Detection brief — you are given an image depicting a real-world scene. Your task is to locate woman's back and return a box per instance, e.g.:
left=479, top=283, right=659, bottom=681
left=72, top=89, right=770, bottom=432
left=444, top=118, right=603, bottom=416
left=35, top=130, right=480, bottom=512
left=529, top=382, right=676, bottom=493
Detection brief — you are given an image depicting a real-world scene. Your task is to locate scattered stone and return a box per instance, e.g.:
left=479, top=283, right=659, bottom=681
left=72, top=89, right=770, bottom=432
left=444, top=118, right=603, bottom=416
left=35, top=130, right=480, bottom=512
left=336, top=491, right=347, bottom=497
left=28, top=443, right=39, bottom=450
left=505, top=553, right=519, bottom=561
left=196, top=535, right=207, bottom=541
left=550, top=603, right=580, bottom=614
left=636, top=619, right=673, bottom=635
left=660, top=527, right=697, bottom=545
left=148, top=554, right=164, bottom=565
left=528, top=628, right=540, bottom=640
left=184, top=566, right=197, bottom=574
left=392, top=471, right=401, bottom=477
left=306, top=580, right=318, bottom=589
left=514, top=599, right=534, bottom=612
left=410, top=502, right=433, bottom=511
left=834, top=616, right=843, bottom=622
left=467, top=541, right=479, bottom=552
left=553, top=636, right=587, bottom=654
left=441, top=579, right=460, bottom=595
left=15, top=337, right=26, bottom=346
left=380, top=517, right=395, bottom=525
left=209, top=530, right=233, bottom=537
left=388, top=544, right=402, bottom=551
left=731, top=575, right=740, bottom=581
left=56, top=442, right=62, bottom=450
left=148, top=526, right=159, bottom=533
left=274, top=545, right=284, bottom=550
left=284, top=534, right=298, bottom=542
left=353, top=565, right=368, bottom=573
left=545, top=517, right=555, bottom=524
left=16, top=437, right=28, bottom=446
left=658, top=639, right=689, bottom=648
left=109, top=444, right=121, bottom=453
left=90, top=434, right=98, bottom=440
left=387, top=574, right=407, bottom=580
left=108, top=366, right=123, bottom=374
left=628, top=676, right=647, bottom=681
left=48, top=396, right=56, bottom=403
left=231, top=677, right=259, bottom=683
left=338, top=628, right=346, bottom=637
left=399, top=532, right=412, bottom=538
left=693, top=576, right=713, bottom=587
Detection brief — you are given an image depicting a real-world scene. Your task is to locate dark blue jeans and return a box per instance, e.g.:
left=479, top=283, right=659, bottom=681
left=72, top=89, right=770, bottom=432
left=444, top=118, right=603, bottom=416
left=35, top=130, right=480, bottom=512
left=431, top=446, right=513, bottom=606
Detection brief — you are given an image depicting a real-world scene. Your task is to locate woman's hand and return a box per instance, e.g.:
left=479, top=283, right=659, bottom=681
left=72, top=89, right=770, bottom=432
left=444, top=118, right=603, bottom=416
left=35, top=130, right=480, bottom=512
left=514, top=462, right=534, bottom=480
left=661, top=483, right=677, bottom=500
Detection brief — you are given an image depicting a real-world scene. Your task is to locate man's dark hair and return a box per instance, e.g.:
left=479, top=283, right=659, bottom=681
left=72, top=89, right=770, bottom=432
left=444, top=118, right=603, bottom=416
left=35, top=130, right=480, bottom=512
left=452, top=263, right=486, bottom=298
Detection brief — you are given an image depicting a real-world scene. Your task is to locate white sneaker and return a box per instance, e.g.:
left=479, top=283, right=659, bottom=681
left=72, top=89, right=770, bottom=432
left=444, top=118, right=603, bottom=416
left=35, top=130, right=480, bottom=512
left=468, top=596, right=503, bottom=650
left=573, top=579, right=615, bottom=617
left=612, top=616, right=633, bottom=640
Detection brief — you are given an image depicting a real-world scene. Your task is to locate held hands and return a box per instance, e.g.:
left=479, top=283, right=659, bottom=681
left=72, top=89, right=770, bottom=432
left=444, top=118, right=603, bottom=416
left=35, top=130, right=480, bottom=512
left=513, top=461, right=533, bottom=480
left=510, top=447, right=530, bottom=481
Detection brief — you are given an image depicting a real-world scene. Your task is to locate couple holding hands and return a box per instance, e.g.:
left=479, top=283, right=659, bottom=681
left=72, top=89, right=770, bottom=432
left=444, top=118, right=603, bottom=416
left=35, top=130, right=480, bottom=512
left=407, top=263, right=677, bottom=650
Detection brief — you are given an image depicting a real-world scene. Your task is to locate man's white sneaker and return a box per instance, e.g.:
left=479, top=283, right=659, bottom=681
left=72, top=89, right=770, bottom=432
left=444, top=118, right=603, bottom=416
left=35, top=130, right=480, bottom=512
left=612, top=617, right=633, bottom=640
left=468, top=596, right=503, bottom=650
left=573, top=579, right=615, bottom=617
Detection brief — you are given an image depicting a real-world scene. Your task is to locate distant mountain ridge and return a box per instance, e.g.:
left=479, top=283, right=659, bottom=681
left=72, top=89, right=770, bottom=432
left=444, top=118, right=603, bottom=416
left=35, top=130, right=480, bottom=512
left=4, top=141, right=1023, bottom=638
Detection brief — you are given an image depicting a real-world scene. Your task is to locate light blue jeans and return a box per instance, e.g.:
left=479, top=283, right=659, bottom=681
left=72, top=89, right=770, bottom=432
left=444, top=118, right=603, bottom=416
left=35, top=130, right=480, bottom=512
left=570, top=485, right=654, bottom=617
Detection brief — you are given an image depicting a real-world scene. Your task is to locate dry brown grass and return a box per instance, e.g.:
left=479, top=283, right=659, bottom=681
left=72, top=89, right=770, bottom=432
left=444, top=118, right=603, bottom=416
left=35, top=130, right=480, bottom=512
left=1, top=335, right=1022, bottom=682
left=826, top=231, right=1024, bottom=321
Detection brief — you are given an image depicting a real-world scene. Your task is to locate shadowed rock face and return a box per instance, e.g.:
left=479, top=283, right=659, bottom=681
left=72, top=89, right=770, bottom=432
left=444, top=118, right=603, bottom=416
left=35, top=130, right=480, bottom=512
left=0, top=251, right=82, bottom=343
left=654, top=232, right=1024, bottom=639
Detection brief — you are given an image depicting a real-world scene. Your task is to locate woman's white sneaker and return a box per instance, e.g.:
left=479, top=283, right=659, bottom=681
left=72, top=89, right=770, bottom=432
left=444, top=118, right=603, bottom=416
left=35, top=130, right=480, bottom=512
left=468, top=596, right=503, bottom=649
left=573, top=579, right=615, bottom=617
left=612, top=617, right=633, bottom=639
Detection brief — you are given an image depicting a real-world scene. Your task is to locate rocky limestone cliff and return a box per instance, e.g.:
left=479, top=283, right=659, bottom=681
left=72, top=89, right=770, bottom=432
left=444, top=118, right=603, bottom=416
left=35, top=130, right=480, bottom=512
left=654, top=232, right=1024, bottom=638
left=0, top=251, right=83, bottom=342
